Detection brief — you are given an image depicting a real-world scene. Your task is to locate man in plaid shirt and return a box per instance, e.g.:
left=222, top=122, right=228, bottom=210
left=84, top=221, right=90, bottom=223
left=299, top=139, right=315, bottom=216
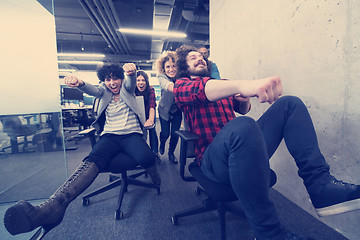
left=173, top=45, right=360, bottom=240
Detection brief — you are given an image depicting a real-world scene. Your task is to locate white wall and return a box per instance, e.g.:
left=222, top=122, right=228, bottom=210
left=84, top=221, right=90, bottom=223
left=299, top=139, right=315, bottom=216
left=210, top=0, right=360, bottom=239
left=0, top=0, right=60, bottom=115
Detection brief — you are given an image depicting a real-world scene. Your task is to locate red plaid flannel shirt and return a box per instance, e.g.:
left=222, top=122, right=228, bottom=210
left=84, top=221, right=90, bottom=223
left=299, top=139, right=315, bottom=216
left=174, top=77, right=243, bottom=163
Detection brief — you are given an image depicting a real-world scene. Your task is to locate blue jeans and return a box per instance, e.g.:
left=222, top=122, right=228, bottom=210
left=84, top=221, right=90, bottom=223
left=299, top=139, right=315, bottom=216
left=148, top=127, right=159, bottom=154
left=159, top=109, right=182, bottom=155
left=84, top=133, right=155, bottom=172
left=200, top=96, right=331, bottom=240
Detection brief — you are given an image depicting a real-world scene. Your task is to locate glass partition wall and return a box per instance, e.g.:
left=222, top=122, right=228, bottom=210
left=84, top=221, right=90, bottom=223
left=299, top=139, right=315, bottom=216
left=0, top=1, right=68, bottom=239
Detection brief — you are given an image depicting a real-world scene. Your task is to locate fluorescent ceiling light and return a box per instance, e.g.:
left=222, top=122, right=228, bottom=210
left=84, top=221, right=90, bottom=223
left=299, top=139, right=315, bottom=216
left=58, top=69, right=75, bottom=72
left=118, top=28, right=186, bottom=38
left=57, top=53, right=105, bottom=58
left=58, top=60, right=104, bottom=65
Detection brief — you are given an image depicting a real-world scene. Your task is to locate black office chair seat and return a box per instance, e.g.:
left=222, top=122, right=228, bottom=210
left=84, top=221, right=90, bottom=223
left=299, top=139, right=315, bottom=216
left=172, top=130, right=277, bottom=240
left=80, top=130, right=161, bottom=220
left=188, top=161, right=238, bottom=202
left=189, top=161, right=277, bottom=202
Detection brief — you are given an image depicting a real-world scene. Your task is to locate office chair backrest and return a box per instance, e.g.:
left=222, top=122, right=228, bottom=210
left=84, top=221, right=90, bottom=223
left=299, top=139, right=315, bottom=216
left=91, top=98, right=100, bottom=119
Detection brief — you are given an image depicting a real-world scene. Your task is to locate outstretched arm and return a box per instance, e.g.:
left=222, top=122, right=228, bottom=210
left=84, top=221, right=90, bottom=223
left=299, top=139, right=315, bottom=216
left=204, top=76, right=282, bottom=104
left=64, top=75, right=104, bottom=98
left=64, top=75, right=85, bottom=88
left=158, top=74, right=174, bottom=92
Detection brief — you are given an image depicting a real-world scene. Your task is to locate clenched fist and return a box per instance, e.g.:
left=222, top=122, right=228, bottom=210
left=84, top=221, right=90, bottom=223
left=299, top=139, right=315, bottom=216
left=64, top=75, right=84, bottom=88
left=123, top=63, right=137, bottom=76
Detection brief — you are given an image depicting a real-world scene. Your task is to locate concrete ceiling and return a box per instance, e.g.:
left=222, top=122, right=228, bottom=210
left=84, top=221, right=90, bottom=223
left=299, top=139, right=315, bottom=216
left=49, top=0, right=209, bottom=72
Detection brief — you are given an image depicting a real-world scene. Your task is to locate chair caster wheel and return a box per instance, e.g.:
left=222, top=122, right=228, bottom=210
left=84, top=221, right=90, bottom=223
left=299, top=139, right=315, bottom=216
left=171, top=216, right=178, bottom=225
left=82, top=198, right=90, bottom=206
left=115, top=210, right=124, bottom=220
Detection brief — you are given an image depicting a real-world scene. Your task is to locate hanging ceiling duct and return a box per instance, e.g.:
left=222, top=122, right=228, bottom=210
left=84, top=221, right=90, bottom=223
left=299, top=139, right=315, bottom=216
left=78, top=0, right=131, bottom=55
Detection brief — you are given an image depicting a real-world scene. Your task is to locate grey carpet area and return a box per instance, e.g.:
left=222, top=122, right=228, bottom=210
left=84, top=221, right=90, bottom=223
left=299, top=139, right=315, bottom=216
left=0, top=130, right=349, bottom=240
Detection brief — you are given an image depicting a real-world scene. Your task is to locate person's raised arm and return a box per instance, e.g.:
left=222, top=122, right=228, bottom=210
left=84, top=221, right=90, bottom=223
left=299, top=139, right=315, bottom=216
left=64, top=74, right=106, bottom=98
left=167, top=82, right=174, bottom=92
left=123, top=63, right=136, bottom=76
left=204, top=75, right=282, bottom=104
left=64, top=75, right=85, bottom=88
left=158, top=74, right=174, bottom=92
left=122, top=63, right=137, bottom=92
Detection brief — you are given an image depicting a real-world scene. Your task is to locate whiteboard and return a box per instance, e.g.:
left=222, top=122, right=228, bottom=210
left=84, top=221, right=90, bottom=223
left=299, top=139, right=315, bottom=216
left=0, top=0, right=61, bottom=115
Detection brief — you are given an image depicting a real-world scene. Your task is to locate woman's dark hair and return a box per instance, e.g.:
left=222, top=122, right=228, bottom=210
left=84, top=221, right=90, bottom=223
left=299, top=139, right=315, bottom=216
left=96, top=63, right=124, bottom=82
left=135, top=70, right=151, bottom=104
left=175, top=44, right=211, bottom=78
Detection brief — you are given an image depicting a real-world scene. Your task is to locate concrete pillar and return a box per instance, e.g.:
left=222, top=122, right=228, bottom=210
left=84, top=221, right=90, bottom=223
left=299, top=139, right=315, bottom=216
left=210, top=1, right=360, bottom=239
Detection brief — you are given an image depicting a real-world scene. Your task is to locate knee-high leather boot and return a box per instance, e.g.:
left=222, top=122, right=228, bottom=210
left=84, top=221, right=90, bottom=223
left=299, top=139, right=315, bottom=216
left=4, top=161, right=99, bottom=235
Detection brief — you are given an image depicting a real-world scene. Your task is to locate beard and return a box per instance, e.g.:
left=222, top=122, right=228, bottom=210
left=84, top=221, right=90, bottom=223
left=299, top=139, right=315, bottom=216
left=188, top=67, right=210, bottom=77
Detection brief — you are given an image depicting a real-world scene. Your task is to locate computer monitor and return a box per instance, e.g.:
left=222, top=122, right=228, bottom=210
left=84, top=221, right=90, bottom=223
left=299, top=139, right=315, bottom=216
left=63, top=87, right=83, bottom=101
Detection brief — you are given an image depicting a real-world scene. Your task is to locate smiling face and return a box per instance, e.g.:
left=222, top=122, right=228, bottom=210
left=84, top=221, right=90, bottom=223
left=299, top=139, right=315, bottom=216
left=186, top=51, right=209, bottom=77
left=198, top=47, right=209, bottom=59
left=136, top=74, right=147, bottom=92
left=104, top=76, right=122, bottom=95
left=164, top=59, right=177, bottom=79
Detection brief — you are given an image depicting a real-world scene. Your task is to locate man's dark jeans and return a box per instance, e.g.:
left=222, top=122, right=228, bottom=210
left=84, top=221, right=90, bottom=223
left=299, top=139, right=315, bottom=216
left=84, top=133, right=155, bottom=172
left=200, top=96, right=331, bottom=240
left=159, top=109, right=182, bottom=155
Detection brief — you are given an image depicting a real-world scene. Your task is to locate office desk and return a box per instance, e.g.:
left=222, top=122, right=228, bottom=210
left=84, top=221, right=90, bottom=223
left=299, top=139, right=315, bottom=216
left=0, top=112, right=60, bottom=154
left=61, top=105, right=93, bottom=131
left=61, top=105, right=93, bottom=111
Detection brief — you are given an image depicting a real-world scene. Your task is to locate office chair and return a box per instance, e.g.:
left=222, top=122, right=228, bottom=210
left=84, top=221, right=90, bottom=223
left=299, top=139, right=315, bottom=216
left=79, top=128, right=160, bottom=219
left=30, top=131, right=160, bottom=240
left=172, top=130, right=277, bottom=240
left=77, top=97, right=160, bottom=218
left=30, top=98, right=160, bottom=240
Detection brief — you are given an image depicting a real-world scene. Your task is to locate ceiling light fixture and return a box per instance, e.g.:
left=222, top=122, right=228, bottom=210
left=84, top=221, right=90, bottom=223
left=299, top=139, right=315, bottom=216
left=118, top=28, right=187, bottom=38
left=58, top=68, right=76, bottom=72
left=58, top=60, right=104, bottom=65
left=57, top=53, right=106, bottom=58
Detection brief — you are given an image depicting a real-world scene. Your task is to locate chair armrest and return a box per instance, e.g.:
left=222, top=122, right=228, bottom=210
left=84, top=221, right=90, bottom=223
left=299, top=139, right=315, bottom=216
left=78, top=128, right=97, bottom=148
left=143, top=124, right=155, bottom=130
left=78, top=128, right=96, bottom=135
left=175, top=130, right=199, bottom=182
left=175, top=130, right=199, bottom=142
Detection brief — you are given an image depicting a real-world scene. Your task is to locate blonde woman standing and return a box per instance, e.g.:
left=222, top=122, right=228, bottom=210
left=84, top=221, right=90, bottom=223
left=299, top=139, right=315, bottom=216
left=156, top=51, right=182, bottom=164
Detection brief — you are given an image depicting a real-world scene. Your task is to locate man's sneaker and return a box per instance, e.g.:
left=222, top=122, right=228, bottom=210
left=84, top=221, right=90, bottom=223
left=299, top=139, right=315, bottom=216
left=309, top=179, right=360, bottom=217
